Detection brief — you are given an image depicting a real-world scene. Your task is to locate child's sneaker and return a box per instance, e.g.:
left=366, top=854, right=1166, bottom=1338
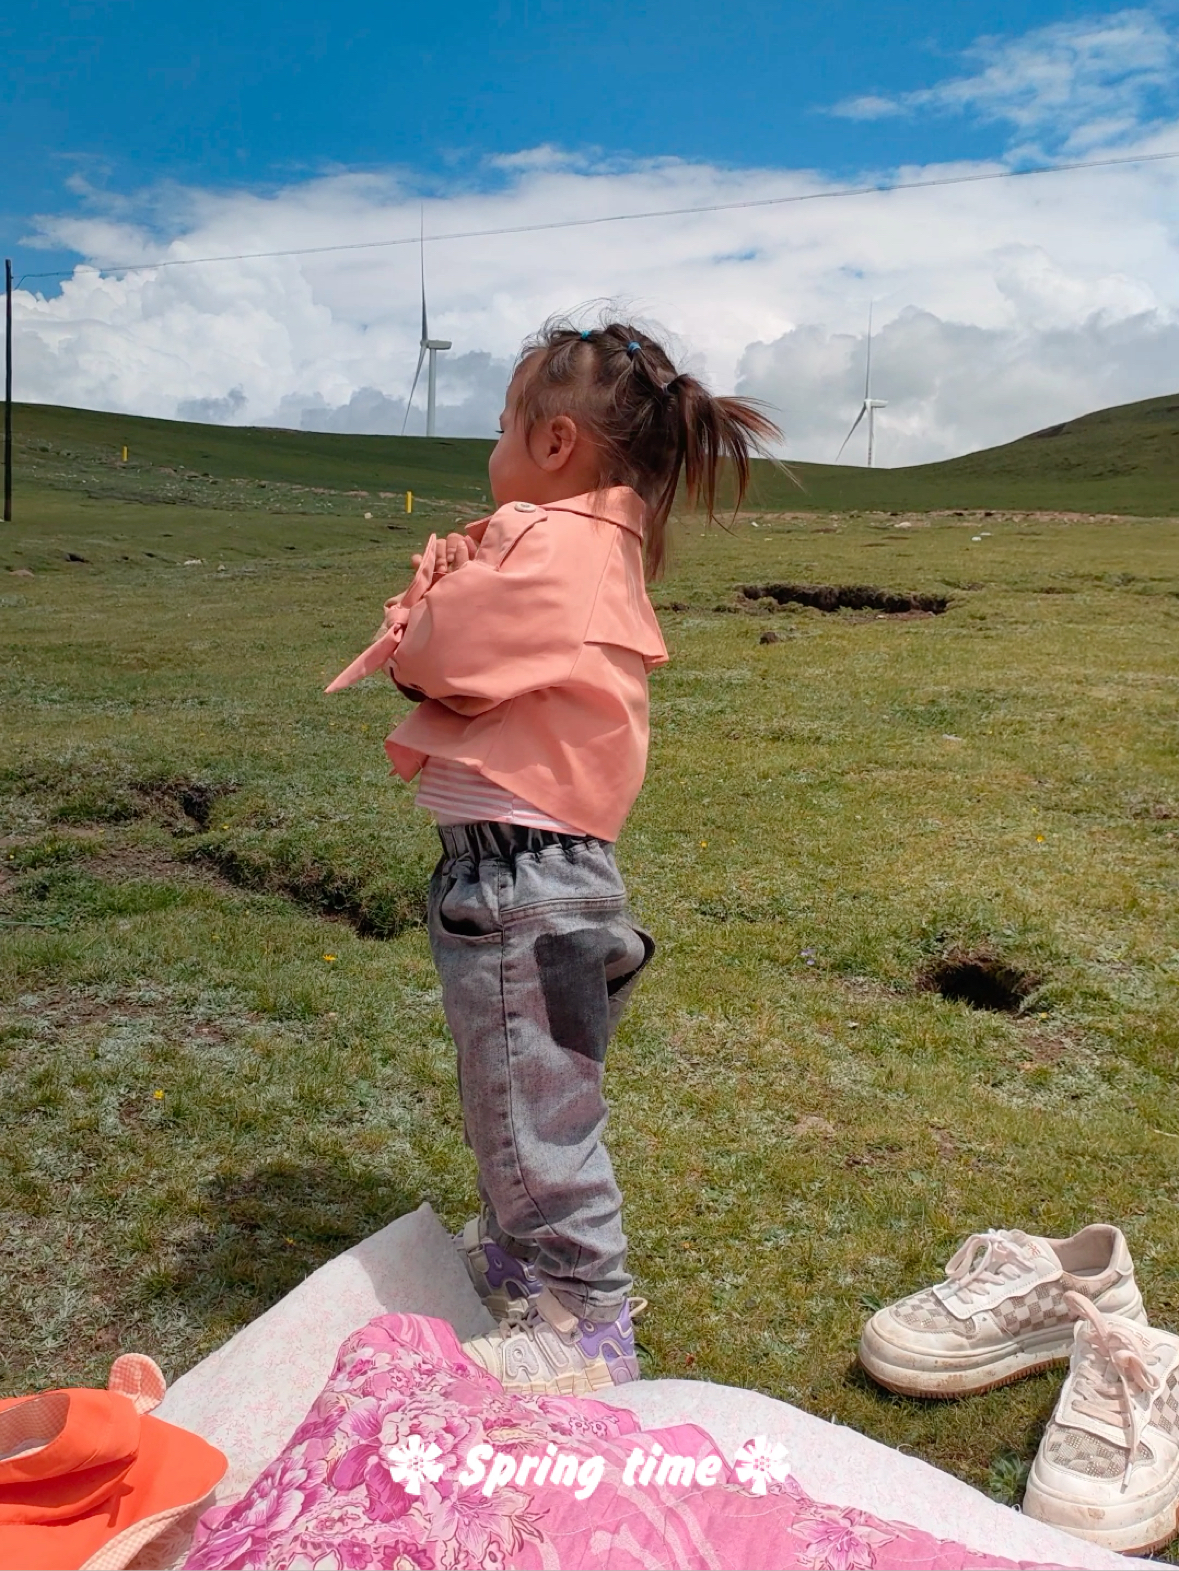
left=461, top=1287, right=640, bottom=1396
left=1023, top=1293, right=1179, bottom=1556
left=859, top=1224, right=1145, bottom=1398
left=454, top=1215, right=541, bottom=1322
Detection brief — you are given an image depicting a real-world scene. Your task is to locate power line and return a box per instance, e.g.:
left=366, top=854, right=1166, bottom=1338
left=15, top=147, right=1179, bottom=287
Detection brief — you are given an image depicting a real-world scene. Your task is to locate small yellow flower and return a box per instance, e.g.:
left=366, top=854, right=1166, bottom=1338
left=153, top=1089, right=165, bottom=1100
left=1036, top=834, right=1045, bottom=842
left=324, top=954, right=337, bottom=962
left=700, top=840, right=708, bottom=848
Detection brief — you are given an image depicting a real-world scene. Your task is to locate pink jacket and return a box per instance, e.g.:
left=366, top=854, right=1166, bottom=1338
left=384, top=487, right=668, bottom=842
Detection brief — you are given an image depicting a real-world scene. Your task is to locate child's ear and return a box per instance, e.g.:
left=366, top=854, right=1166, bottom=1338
left=536, top=414, right=578, bottom=472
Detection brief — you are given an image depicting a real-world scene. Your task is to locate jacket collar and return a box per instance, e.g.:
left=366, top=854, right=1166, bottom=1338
left=531, top=486, right=647, bottom=539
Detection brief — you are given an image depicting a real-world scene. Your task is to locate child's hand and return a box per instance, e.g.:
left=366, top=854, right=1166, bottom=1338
left=411, top=532, right=475, bottom=582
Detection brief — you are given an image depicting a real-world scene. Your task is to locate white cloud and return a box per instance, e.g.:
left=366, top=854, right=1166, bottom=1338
left=739, top=301, right=1179, bottom=466
left=11, top=64, right=1179, bottom=465
left=833, top=9, right=1178, bottom=156
left=270, top=351, right=512, bottom=437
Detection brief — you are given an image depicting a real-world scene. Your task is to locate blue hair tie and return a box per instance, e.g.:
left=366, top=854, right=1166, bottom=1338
left=580, top=330, right=592, bottom=340
left=626, top=341, right=641, bottom=356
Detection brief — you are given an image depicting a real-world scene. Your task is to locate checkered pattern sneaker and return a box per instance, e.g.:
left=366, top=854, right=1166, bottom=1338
left=454, top=1214, right=541, bottom=1323
left=461, top=1287, right=640, bottom=1396
left=859, top=1224, right=1145, bottom=1398
left=1024, top=1293, right=1179, bottom=1555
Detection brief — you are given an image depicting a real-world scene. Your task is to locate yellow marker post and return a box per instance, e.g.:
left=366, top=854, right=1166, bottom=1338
left=406, top=490, right=413, bottom=515
left=121, top=445, right=128, bottom=462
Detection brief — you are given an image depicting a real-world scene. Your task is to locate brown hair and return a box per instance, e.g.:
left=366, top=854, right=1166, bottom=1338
left=512, top=316, right=781, bottom=578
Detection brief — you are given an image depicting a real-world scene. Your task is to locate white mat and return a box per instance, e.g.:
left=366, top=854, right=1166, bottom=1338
left=157, top=1204, right=1148, bottom=1569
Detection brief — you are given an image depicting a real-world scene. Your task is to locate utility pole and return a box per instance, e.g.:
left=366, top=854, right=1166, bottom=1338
left=4, top=259, right=12, bottom=523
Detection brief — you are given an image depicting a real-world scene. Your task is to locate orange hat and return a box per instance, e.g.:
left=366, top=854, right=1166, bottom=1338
left=0, top=1355, right=226, bottom=1571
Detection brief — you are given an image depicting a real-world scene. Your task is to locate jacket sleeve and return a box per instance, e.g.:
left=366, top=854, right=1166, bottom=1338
left=390, top=519, right=612, bottom=715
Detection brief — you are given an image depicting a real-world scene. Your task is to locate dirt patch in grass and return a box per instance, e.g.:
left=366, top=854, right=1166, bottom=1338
left=9, top=767, right=426, bottom=937
left=1127, top=795, right=1177, bottom=822
left=183, top=840, right=426, bottom=938
left=1012, top=1025, right=1076, bottom=1068
left=738, top=583, right=951, bottom=615
left=918, top=947, right=1041, bottom=1012
left=132, top=777, right=238, bottom=830
left=82, top=838, right=244, bottom=895
left=5, top=986, right=166, bottom=1034
left=48, top=775, right=238, bottom=831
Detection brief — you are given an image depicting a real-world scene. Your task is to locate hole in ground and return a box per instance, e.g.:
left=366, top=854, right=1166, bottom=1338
left=918, top=947, right=1040, bottom=1012
left=133, top=777, right=237, bottom=829
left=739, top=583, right=950, bottom=615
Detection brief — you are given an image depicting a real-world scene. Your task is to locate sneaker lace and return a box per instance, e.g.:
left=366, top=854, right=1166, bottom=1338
left=1065, top=1291, right=1161, bottom=1487
left=941, top=1229, right=1042, bottom=1307
left=487, top=1302, right=542, bottom=1342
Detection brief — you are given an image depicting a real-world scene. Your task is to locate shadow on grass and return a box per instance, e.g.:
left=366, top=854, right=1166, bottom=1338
left=166, top=1159, right=421, bottom=1323
left=841, top=1354, right=1066, bottom=1507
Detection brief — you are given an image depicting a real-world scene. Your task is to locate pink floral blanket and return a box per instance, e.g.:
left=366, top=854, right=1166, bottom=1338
left=184, top=1314, right=1053, bottom=1571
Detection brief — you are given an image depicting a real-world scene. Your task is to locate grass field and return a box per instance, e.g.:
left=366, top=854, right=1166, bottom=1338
left=2, top=416, right=1179, bottom=1538
left=7, top=384, right=1179, bottom=525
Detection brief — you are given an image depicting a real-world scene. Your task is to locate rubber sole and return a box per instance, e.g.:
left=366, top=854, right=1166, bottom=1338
left=859, top=1349, right=1070, bottom=1400
left=1024, top=1476, right=1179, bottom=1556
left=1024, top=1503, right=1179, bottom=1558
left=1126, top=1516, right=1179, bottom=1558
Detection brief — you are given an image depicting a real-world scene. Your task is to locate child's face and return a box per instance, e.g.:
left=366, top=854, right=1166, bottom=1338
left=488, top=368, right=546, bottom=506
left=487, top=361, right=600, bottom=508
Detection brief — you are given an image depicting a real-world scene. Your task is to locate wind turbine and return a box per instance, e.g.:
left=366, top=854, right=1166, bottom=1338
left=836, top=304, right=887, bottom=467
left=401, top=219, right=451, bottom=438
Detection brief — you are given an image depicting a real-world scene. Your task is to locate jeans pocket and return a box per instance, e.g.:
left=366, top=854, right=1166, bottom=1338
left=606, top=924, right=655, bottom=1037
left=607, top=924, right=655, bottom=996
left=430, top=865, right=503, bottom=943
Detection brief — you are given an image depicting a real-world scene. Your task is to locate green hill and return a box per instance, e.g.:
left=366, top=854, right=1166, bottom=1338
left=6, top=389, right=1179, bottom=517
left=759, top=390, right=1179, bottom=515
left=9, top=402, right=497, bottom=517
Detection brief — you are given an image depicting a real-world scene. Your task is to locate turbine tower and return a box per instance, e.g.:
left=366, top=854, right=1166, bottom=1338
left=836, top=304, right=887, bottom=467
left=401, top=220, right=451, bottom=438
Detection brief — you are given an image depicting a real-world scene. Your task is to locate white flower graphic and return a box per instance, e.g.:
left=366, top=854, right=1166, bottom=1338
left=380, top=1433, right=446, bottom=1496
left=733, top=1435, right=791, bottom=1495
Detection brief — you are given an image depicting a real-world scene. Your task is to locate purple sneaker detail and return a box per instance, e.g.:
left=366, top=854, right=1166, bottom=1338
left=462, top=1287, right=644, bottom=1393
left=576, top=1301, right=639, bottom=1385
left=455, top=1218, right=541, bottom=1318
left=481, top=1240, right=541, bottom=1304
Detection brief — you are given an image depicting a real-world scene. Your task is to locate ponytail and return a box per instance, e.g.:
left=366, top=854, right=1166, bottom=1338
left=515, top=317, right=782, bottom=578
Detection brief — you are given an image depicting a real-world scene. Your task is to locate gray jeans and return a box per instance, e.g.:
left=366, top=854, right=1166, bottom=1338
left=428, top=822, right=654, bottom=1321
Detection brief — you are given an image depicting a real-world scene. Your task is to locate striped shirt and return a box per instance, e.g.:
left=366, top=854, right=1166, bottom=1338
left=415, top=756, right=585, bottom=834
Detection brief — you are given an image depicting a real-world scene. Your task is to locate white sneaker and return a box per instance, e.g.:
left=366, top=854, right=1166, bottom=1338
left=859, top=1225, right=1145, bottom=1398
left=1023, top=1294, right=1179, bottom=1556
left=461, top=1287, right=640, bottom=1396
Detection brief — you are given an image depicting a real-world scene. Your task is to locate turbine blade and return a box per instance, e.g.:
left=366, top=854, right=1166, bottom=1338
left=419, top=208, right=428, bottom=345
left=836, top=402, right=868, bottom=462
left=400, top=345, right=427, bottom=436
left=864, top=301, right=874, bottom=400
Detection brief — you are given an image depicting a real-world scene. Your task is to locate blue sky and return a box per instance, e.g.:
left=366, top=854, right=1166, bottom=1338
left=4, top=0, right=1171, bottom=283
left=5, top=1, right=1179, bottom=460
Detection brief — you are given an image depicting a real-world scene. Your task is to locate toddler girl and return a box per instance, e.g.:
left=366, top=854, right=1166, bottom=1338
left=338, top=318, right=777, bottom=1395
